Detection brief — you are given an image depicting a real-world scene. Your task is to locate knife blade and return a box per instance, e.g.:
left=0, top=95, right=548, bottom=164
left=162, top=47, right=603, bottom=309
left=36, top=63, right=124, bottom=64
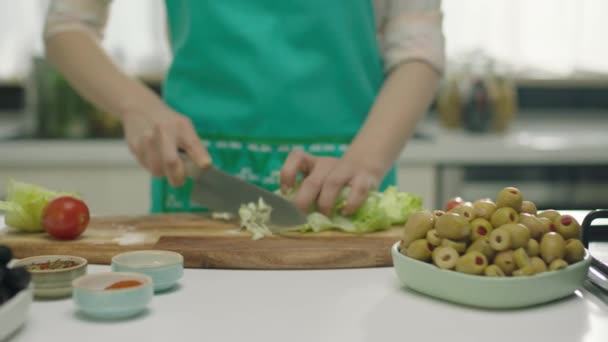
left=184, top=160, right=308, bottom=231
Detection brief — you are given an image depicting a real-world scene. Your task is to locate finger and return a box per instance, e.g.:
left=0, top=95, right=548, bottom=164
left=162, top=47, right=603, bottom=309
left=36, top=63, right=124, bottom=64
left=142, top=133, right=164, bottom=177
left=317, top=166, right=350, bottom=216
left=158, top=128, right=185, bottom=187
left=144, top=151, right=164, bottom=178
left=279, top=150, right=314, bottom=193
left=128, top=140, right=149, bottom=170
left=341, top=174, right=377, bottom=215
left=292, top=162, right=333, bottom=212
left=178, top=119, right=211, bottom=168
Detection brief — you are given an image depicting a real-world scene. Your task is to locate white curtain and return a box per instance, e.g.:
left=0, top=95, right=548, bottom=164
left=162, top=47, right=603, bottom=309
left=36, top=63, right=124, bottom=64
left=0, top=0, right=170, bottom=81
left=442, top=0, right=608, bottom=78
left=0, top=0, right=48, bottom=80
left=101, top=0, right=170, bottom=79
left=0, top=0, right=606, bottom=81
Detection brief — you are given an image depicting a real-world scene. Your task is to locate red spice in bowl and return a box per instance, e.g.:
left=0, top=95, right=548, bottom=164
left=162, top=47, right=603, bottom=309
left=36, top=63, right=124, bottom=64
left=104, top=280, right=143, bottom=290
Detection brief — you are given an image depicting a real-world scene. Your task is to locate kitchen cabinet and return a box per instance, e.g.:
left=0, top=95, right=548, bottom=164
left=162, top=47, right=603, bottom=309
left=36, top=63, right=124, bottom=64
left=3, top=108, right=608, bottom=216
left=0, top=163, right=436, bottom=216
left=0, top=166, right=150, bottom=216
left=437, top=164, right=608, bottom=211
left=396, top=165, right=436, bottom=209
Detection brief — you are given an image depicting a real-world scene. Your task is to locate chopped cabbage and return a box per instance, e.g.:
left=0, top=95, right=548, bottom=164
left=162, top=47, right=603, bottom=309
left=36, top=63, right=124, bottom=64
left=211, top=212, right=234, bottom=221
left=239, top=185, right=422, bottom=239
left=0, top=179, right=77, bottom=232
left=238, top=198, right=274, bottom=240
left=377, top=186, right=423, bottom=224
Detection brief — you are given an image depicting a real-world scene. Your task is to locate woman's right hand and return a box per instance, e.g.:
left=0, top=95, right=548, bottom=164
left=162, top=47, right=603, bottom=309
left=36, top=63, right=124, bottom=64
left=122, top=103, right=211, bottom=187
left=41, top=24, right=211, bottom=187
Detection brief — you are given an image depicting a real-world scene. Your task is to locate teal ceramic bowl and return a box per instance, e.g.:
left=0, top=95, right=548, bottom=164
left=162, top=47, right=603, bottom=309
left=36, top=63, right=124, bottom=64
left=111, top=250, right=184, bottom=292
left=391, top=241, right=592, bottom=309
left=72, top=272, right=153, bottom=319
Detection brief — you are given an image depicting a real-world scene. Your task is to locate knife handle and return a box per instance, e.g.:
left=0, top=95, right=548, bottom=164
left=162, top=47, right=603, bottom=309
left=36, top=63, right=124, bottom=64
left=177, top=148, right=201, bottom=178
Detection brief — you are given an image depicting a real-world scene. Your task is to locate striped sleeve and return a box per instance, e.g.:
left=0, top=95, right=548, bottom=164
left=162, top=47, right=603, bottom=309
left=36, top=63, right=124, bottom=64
left=375, top=0, right=446, bottom=74
left=44, top=0, right=112, bottom=40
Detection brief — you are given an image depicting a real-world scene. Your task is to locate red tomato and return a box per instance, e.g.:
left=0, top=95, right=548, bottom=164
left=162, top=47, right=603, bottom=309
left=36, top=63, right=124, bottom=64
left=42, top=196, right=90, bottom=240
left=445, top=196, right=465, bottom=211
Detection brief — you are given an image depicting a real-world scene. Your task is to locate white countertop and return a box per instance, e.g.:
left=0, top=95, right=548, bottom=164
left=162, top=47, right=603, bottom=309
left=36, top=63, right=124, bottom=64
left=3, top=211, right=608, bottom=342
left=1, top=111, right=607, bottom=167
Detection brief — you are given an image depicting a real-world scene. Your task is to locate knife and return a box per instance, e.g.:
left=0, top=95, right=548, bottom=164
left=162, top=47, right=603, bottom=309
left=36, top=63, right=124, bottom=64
left=181, top=155, right=308, bottom=231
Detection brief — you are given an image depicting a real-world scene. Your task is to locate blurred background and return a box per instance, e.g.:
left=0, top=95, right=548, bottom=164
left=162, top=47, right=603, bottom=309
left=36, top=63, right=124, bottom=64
left=0, top=0, right=607, bottom=215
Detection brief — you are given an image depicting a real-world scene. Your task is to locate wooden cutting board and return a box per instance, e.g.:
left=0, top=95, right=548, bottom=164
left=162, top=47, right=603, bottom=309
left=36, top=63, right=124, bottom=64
left=0, top=214, right=404, bottom=270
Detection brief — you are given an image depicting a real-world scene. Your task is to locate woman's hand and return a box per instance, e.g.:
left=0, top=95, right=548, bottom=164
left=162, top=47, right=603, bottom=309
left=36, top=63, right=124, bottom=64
left=279, top=62, right=440, bottom=216
left=280, top=150, right=382, bottom=216
left=122, top=104, right=211, bottom=187
left=42, top=30, right=211, bottom=188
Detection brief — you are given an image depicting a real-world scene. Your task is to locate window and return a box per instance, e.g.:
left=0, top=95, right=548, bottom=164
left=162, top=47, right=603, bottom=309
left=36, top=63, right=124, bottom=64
left=0, top=0, right=606, bottom=82
left=0, top=0, right=170, bottom=81
left=443, top=0, right=608, bottom=79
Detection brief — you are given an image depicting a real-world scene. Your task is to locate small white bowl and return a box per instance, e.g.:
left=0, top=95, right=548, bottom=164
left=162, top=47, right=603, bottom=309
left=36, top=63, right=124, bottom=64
left=72, top=272, right=153, bottom=319
left=12, top=255, right=87, bottom=299
left=0, top=286, right=33, bottom=341
left=111, top=250, right=184, bottom=292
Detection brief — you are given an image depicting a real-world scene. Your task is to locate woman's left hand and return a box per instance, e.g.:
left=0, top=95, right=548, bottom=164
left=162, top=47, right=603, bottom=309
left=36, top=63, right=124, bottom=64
left=280, top=150, right=381, bottom=216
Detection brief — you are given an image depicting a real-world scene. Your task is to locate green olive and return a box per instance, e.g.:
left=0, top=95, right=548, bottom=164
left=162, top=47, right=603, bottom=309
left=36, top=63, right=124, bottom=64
left=466, top=237, right=496, bottom=262
left=540, top=232, right=566, bottom=264
left=494, top=250, right=516, bottom=275
left=402, top=210, right=435, bottom=247
left=431, top=246, right=459, bottom=270
left=470, top=218, right=493, bottom=241
left=484, top=264, right=505, bottom=277
left=549, top=258, right=568, bottom=271
left=526, top=239, right=540, bottom=257
left=513, top=247, right=532, bottom=268
left=406, top=239, right=433, bottom=262
left=530, top=256, right=547, bottom=274
left=538, top=217, right=554, bottom=235
left=513, top=265, right=536, bottom=276
left=441, top=239, right=467, bottom=254
left=490, top=207, right=519, bottom=228
left=426, top=229, right=443, bottom=246
left=495, top=187, right=523, bottom=212
left=519, top=213, right=549, bottom=241
left=537, top=210, right=560, bottom=223
left=489, top=227, right=512, bottom=251
left=501, top=223, right=531, bottom=249
left=455, top=251, right=487, bottom=275
left=433, top=210, right=446, bottom=218
left=564, top=239, right=585, bottom=263
left=434, top=213, right=472, bottom=241
left=554, top=215, right=582, bottom=240
left=520, top=201, right=538, bottom=215
left=448, top=203, right=476, bottom=222
left=472, top=199, right=497, bottom=220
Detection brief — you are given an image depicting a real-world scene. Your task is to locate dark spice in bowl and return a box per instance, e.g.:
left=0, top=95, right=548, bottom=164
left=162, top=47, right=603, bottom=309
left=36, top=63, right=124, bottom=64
left=24, top=259, right=80, bottom=271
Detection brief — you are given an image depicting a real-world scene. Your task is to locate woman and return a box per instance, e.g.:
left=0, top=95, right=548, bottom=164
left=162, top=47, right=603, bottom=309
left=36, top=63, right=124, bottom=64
left=43, top=0, right=445, bottom=216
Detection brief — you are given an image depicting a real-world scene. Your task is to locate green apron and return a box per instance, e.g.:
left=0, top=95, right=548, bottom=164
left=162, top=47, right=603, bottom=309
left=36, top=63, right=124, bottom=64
left=152, top=0, right=397, bottom=213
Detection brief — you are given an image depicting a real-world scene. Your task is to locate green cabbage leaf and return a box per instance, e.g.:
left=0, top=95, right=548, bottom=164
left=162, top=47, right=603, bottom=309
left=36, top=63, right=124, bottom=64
left=238, top=185, right=422, bottom=239
left=0, top=179, right=77, bottom=232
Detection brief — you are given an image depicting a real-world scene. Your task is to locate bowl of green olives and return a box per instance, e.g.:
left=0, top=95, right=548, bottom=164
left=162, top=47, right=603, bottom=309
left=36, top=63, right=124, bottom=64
left=392, top=187, right=592, bottom=309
